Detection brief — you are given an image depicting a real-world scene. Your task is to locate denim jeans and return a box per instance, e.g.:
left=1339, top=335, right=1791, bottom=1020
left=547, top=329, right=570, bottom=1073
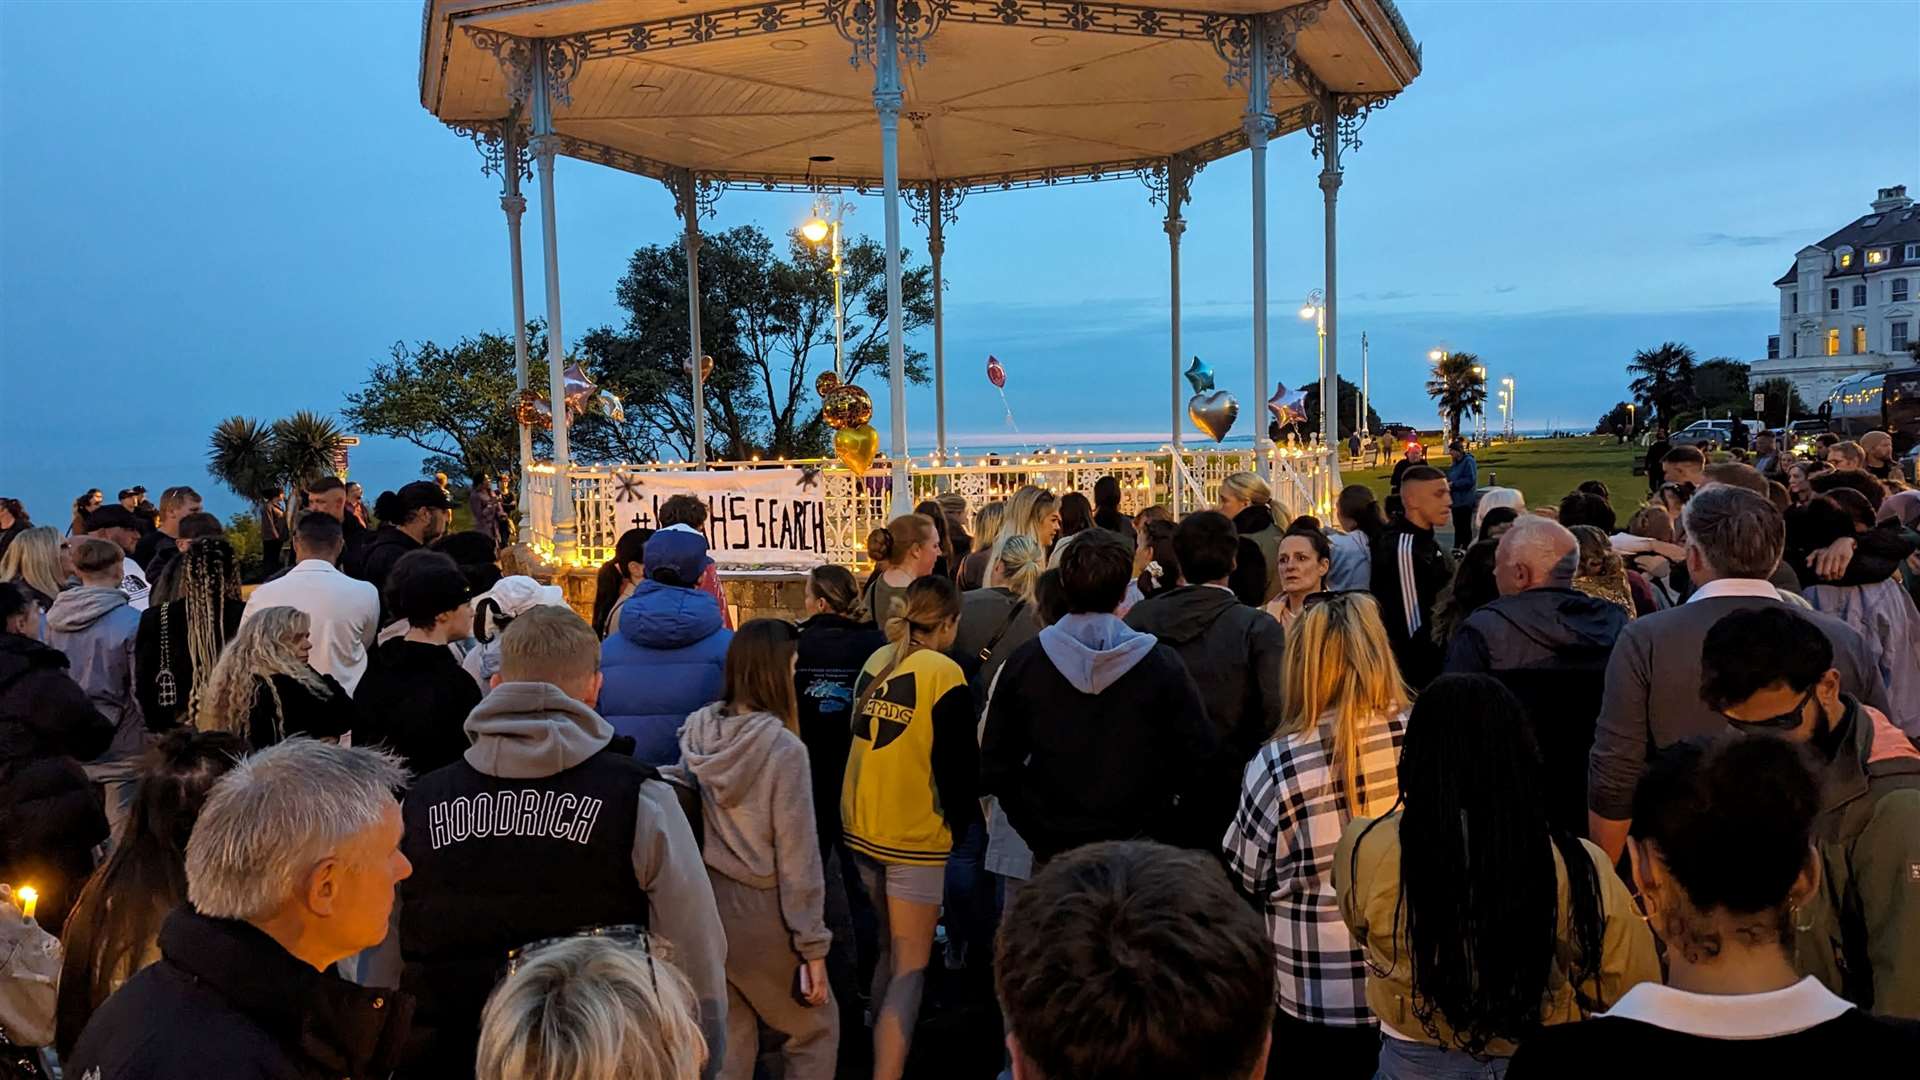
left=941, top=822, right=996, bottom=966
left=1375, top=1037, right=1509, bottom=1080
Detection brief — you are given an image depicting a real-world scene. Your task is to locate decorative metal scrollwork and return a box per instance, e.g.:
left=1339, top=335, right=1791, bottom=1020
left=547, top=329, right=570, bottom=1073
left=579, top=0, right=832, bottom=59
left=1308, top=92, right=1396, bottom=160
left=829, top=0, right=948, bottom=69
left=449, top=119, right=532, bottom=182
left=1137, top=154, right=1197, bottom=212
left=904, top=181, right=967, bottom=228
left=536, top=36, right=589, bottom=107
left=663, top=169, right=725, bottom=221
left=464, top=27, right=535, bottom=106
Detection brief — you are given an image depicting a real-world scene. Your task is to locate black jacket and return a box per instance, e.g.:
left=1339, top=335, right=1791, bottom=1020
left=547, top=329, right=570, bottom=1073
left=1786, top=503, right=1917, bottom=589
left=1230, top=504, right=1284, bottom=607
left=134, top=596, right=245, bottom=731
left=979, top=625, right=1215, bottom=861
left=0, top=632, right=113, bottom=935
left=1369, top=519, right=1453, bottom=689
left=352, top=639, right=484, bottom=776
left=1443, top=586, right=1628, bottom=838
left=794, top=612, right=887, bottom=850
left=133, top=530, right=177, bottom=577
left=245, top=672, right=357, bottom=751
left=949, top=586, right=1040, bottom=711
left=1125, top=585, right=1287, bottom=847
left=66, top=908, right=413, bottom=1080
left=355, top=525, right=421, bottom=602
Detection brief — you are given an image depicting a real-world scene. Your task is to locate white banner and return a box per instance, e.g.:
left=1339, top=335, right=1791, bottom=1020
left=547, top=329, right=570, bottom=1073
left=610, top=468, right=828, bottom=567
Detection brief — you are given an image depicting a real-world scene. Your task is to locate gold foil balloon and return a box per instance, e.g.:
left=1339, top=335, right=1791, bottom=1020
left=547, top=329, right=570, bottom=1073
left=683, top=354, right=714, bottom=381
left=834, top=423, right=879, bottom=474
left=823, top=384, right=873, bottom=430
left=513, top=389, right=543, bottom=426
left=815, top=370, right=840, bottom=397
left=1188, top=390, right=1240, bottom=443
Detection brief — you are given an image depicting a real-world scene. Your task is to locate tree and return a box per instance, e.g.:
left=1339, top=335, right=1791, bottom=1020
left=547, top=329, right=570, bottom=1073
left=575, top=224, right=934, bottom=463
left=1274, top=376, right=1382, bottom=442
left=1594, top=401, right=1640, bottom=440
left=1425, top=351, right=1489, bottom=440
left=1690, top=357, right=1751, bottom=420
left=1627, top=342, right=1698, bottom=428
left=207, top=412, right=348, bottom=506
left=343, top=329, right=550, bottom=482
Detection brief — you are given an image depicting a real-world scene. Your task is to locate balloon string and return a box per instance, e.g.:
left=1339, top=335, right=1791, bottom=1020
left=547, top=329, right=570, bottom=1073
left=997, top=387, right=1036, bottom=454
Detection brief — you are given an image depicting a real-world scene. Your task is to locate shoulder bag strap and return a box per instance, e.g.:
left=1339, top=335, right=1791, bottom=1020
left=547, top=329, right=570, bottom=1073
left=978, top=599, right=1029, bottom=662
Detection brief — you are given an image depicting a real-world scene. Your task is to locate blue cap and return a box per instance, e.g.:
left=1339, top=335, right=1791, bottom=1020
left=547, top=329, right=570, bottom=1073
left=643, top=527, right=713, bottom=585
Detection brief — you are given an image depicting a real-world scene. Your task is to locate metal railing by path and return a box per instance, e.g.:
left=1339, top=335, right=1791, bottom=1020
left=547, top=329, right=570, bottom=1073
left=525, top=449, right=1328, bottom=567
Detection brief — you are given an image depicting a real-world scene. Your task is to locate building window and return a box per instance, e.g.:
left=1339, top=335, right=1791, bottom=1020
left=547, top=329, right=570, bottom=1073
left=1907, top=243, right=1920, bottom=260
left=1839, top=251, right=1854, bottom=268
left=1867, top=248, right=1889, bottom=266
left=1893, top=321, right=1911, bottom=352
left=1768, top=336, right=1781, bottom=360
left=1853, top=284, right=1868, bottom=307
left=1830, top=287, right=1841, bottom=310
left=1792, top=291, right=1800, bottom=314
left=1854, top=325, right=1868, bottom=354
left=1895, top=278, right=1910, bottom=303
left=1828, top=328, right=1841, bottom=356
left=1790, top=333, right=1798, bottom=358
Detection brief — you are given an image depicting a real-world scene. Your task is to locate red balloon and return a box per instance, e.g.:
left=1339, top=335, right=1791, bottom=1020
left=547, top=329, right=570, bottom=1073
left=986, top=355, right=1006, bottom=389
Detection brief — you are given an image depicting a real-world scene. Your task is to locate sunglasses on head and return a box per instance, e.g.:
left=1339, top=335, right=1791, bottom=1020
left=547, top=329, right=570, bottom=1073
left=505, top=923, right=661, bottom=987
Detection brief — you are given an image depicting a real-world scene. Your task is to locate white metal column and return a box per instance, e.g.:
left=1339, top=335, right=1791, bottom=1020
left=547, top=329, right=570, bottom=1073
left=1164, top=157, right=1192, bottom=516
left=1317, top=91, right=1344, bottom=492
left=875, top=3, right=911, bottom=516
left=530, top=47, right=575, bottom=559
left=1245, top=17, right=1273, bottom=480
left=500, top=120, right=533, bottom=543
left=928, top=181, right=947, bottom=462
left=680, top=170, right=708, bottom=465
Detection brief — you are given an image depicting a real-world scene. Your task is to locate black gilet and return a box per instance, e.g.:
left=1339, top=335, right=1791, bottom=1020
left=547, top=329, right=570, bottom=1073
left=397, top=748, right=655, bottom=1076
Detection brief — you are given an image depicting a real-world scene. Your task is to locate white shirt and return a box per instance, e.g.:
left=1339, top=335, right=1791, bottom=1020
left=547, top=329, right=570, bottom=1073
left=118, top=561, right=150, bottom=612
left=1686, top=577, right=1781, bottom=604
left=1600, top=976, right=1851, bottom=1038
left=241, top=559, right=379, bottom=693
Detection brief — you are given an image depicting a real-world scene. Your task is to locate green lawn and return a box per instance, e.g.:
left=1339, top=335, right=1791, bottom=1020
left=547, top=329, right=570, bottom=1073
left=1343, top=435, right=1647, bottom=513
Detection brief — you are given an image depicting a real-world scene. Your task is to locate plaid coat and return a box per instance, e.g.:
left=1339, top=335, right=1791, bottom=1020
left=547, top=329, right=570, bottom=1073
left=1223, top=708, right=1406, bottom=1026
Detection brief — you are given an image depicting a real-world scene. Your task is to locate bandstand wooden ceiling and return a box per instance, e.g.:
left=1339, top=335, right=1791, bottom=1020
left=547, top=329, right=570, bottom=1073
left=419, top=0, right=1422, bottom=191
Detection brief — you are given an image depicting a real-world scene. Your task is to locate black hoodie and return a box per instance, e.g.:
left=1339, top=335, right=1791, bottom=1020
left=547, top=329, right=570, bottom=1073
left=0, top=632, right=114, bottom=934
left=1124, top=585, right=1287, bottom=847
left=794, top=612, right=887, bottom=849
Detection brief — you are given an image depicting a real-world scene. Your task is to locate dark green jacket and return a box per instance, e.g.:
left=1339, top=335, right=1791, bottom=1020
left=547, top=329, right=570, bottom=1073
left=1797, top=696, right=1920, bottom=1018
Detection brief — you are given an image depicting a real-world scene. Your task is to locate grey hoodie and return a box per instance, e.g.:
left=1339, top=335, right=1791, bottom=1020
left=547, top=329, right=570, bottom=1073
left=675, top=703, right=831, bottom=960
left=45, top=585, right=145, bottom=763
left=1037, top=612, right=1159, bottom=693
left=461, top=682, right=730, bottom=1079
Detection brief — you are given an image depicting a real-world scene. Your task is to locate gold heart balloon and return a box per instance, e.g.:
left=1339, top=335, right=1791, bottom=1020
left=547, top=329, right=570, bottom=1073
left=683, top=354, right=714, bottom=381
left=834, top=423, right=879, bottom=475
left=1188, top=390, right=1240, bottom=443
left=823, top=384, right=873, bottom=430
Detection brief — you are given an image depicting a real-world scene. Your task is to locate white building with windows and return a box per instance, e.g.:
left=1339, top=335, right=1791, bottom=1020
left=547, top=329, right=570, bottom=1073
left=1752, top=184, right=1918, bottom=402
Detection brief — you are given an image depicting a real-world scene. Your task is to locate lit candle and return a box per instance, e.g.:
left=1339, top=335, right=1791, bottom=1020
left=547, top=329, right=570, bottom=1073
left=16, top=886, right=37, bottom=920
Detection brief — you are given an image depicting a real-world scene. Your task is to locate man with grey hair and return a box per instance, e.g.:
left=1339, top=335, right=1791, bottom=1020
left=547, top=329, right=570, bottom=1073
left=1588, top=484, right=1892, bottom=861
left=398, top=604, right=727, bottom=1080
left=1445, top=516, right=1628, bottom=835
left=67, top=739, right=415, bottom=1079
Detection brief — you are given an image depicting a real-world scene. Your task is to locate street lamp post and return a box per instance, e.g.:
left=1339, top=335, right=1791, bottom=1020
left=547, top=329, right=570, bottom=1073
left=802, top=196, right=855, bottom=378
left=1300, top=291, right=1326, bottom=453
left=1503, top=376, right=1516, bottom=442
left=1472, top=364, right=1488, bottom=443
left=1428, top=347, right=1449, bottom=439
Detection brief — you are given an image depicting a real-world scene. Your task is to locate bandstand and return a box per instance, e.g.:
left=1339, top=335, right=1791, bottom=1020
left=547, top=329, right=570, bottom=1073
left=417, top=0, right=1422, bottom=570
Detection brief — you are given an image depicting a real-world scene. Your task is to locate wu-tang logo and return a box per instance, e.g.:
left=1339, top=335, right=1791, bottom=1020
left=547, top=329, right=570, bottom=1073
left=854, top=673, right=917, bottom=750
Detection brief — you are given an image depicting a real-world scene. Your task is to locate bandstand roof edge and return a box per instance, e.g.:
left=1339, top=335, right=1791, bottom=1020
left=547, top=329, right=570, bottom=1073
left=420, top=0, right=1421, bottom=197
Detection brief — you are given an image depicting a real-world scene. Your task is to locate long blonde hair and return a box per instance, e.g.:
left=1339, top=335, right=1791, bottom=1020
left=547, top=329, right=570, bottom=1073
left=1219, top=472, right=1273, bottom=509
left=851, top=576, right=961, bottom=728
left=998, top=486, right=1057, bottom=547
left=177, top=539, right=242, bottom=720
left=1276, top=592, right=1408, bottom=816
left=0, top=526, right=65, bottom=601
left=194, top=607, right=333, bottom=741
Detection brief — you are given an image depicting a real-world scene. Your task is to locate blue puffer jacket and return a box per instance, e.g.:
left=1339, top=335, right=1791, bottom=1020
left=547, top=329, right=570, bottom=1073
left=599, top=581, right=732, bottom=765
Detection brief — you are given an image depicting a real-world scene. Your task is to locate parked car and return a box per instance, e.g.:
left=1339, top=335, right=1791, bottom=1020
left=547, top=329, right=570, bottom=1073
left=1669, top=419, right=1734, bottom=450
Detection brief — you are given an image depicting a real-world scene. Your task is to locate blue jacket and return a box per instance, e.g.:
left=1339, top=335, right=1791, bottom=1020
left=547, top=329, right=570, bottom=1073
left=598, top=580, right=732, bottom=765
left=1447, top=452, right=1479, bottom=507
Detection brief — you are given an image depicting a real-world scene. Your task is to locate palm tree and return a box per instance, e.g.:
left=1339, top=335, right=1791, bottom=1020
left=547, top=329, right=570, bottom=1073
left=270, top=411, right=347, bottom=491
left=1426, top=351, right=1489, bottom=440
left=207, top=416, right=280, bottom=503
left=1627, top=342, right=1699, bottom=428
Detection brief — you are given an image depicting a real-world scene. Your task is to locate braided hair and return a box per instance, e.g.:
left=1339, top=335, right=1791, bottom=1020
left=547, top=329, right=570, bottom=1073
left=178, top=538, right=241, bottom=721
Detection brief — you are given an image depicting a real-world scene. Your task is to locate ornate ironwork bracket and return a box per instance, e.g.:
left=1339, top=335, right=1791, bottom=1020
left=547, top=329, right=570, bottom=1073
left=1309, top=92, right=1396, bottom=160
left=904, top=181, right=966, bottom=228
left=462, top=27, right=588, bottom=107
left=663, top=169, right=724, bottom=221
left=1212, top=1, right=1326, bottom=90
left=829, top=0, right=945, bottom=69
left=449, top=115, right=532, bottom=182
left=1138, top=153, right=1199, bottom=212
left=576, top=0, right=833, bottom=60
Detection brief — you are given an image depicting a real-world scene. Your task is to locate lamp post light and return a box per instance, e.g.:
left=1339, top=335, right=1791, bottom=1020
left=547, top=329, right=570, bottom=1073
left=1472, top=364, right=1488, bottom=443
left=1428, top=347, right=1449, bottom=439
left=802, top=195, right=855, bottom=378
left=1301, top=289, right=1326, bottom=440
left=1502, top=376, right=1516, bottom=442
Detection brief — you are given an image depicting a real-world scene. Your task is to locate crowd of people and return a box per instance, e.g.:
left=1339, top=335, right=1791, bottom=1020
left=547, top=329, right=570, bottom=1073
left=2, top=426, right=1919, bottom=1079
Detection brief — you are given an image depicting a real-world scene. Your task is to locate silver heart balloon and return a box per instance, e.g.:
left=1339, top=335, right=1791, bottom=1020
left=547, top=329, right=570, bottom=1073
left=596, top=389, right=626, bottom=424
left=1188, top=390, right=1239, bottom=443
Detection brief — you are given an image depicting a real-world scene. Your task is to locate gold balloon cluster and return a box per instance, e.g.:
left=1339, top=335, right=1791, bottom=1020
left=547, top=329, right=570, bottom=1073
left=817, top=371, right=879, bottom=474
